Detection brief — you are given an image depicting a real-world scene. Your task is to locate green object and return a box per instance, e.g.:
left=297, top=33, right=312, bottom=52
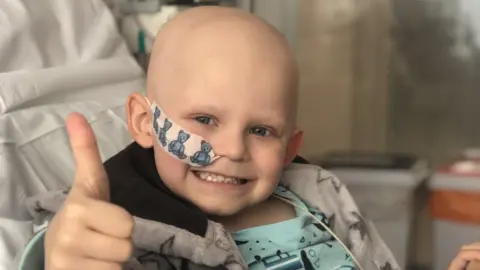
left=136, top=30, right=149, bottom=71
left=232, top=186, right=355, bottom=270
left=18, top=229, right=46, bottom=270
left=138, top=30, right=146, bottom=54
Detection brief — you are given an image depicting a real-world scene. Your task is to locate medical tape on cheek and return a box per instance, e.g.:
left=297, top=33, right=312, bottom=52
left=145, top=98, right=220, bottom=167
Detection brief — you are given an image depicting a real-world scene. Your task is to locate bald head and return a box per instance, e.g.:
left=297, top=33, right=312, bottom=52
left=146, top=6, right=298, bottom=128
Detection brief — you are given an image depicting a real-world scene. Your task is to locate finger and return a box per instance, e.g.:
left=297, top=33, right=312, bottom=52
left=73, top=229, right=133, bottom=262
left=66, top=113, right=109, bottom=201
left=449, top=251, right=480, bottom=270
left=83, top=199, right=134, bottom=238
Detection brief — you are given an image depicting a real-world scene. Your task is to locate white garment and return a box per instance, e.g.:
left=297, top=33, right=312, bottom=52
left=0, top=1, right=145, bottom=269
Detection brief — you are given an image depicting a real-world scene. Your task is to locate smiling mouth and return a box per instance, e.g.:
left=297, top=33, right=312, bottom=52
left=193, top=171, right=248, bottom=185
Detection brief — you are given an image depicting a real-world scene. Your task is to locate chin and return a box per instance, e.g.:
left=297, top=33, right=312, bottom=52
left=197, top=202, right=244, bottom=217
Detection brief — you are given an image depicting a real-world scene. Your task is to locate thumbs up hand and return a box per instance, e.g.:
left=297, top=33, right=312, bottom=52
left=45, top=113, right=134, bottom=270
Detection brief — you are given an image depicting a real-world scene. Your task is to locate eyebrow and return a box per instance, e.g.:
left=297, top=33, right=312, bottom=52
left=250, top=113, right=288, bottom=133
left=182, top=103, right=227, bottom=116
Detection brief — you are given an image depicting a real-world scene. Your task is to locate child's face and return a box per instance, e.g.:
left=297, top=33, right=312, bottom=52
left=130, top=6, right=300, bottom=216
left=152, top=47, right=298, bottom=216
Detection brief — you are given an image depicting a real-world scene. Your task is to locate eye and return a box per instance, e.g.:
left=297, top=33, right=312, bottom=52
left=195, top=116, right=215, bottom=125
left=250, top=127, right=271, bottom=137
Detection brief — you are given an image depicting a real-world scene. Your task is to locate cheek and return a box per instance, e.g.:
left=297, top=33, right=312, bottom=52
left=153, top=147, right=189, bottom=184
left=250, top=141, right=286, bottom=176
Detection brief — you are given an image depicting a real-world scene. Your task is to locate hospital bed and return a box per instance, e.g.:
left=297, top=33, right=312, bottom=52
left=0, top=1, right=145, bottom=269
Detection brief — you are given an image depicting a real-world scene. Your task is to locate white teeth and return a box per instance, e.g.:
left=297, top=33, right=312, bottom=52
left=197, top=172, right=242, bottom=185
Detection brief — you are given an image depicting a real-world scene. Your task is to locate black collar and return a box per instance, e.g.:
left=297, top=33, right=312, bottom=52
left=104, top=142, right=208, bottom=236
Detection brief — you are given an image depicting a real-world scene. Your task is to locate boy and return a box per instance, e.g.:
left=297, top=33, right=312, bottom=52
left=15, top=6, right=478, bottom=270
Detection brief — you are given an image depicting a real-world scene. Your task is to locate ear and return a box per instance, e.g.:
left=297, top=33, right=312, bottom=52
left=283, top=129, right=303, bottom=167
left=126, top=92, right=154, bottom=148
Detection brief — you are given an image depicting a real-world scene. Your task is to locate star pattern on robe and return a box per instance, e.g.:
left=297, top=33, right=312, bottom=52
left=349, top=212, right=369, bottom=240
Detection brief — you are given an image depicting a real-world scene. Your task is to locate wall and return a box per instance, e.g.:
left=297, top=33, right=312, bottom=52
left=251, top=0, right=392, bottom=162
left=388, top=0, right=480, bottom=165
left=295, top=0, right=357, bottom=161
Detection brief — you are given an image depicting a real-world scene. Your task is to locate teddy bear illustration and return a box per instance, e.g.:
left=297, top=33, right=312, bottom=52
left=158, top=119, right=172, bottom=146
left=190, top=140, right=213, bottom=166
left=168, top=130, right=190, bottom=159
left=153, top=107, right=161, bottom=133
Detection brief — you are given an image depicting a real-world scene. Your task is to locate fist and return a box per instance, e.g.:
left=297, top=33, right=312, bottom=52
left=45, top=113, right=134, bottom=270
left=448, top=243, right=480, bottom=270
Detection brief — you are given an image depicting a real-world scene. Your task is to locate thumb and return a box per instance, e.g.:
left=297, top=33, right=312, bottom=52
left=66, top=112, right=110, bottom=201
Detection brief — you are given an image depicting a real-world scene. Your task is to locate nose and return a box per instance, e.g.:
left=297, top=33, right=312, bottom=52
left=213, top=129, right=248, bottom=162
